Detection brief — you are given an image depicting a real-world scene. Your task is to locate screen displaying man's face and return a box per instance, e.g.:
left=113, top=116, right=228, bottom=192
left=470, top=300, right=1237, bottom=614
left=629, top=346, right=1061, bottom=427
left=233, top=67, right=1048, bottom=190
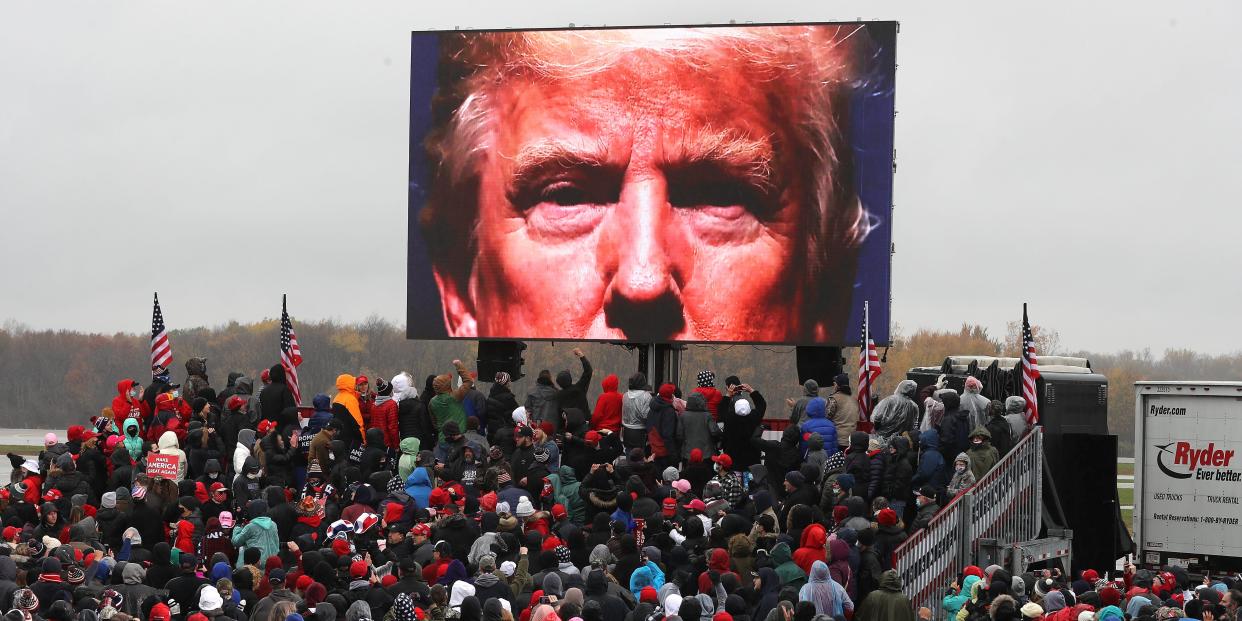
left=410, top=23, right=896, bottom=345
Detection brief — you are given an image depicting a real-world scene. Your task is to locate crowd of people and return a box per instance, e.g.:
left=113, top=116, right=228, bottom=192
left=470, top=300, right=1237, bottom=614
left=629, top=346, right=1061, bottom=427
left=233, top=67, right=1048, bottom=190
left=0, top=352, right=1225, bottom=621
left=936, top=562, right=1242, bottom=621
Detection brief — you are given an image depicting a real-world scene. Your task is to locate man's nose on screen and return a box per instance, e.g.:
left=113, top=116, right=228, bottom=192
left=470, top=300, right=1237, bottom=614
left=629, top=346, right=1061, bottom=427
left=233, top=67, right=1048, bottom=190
left=599, top=180, right=689, bottom=340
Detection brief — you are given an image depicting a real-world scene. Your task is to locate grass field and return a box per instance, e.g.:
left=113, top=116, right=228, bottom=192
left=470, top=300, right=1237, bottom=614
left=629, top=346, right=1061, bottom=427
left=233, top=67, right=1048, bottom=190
left=1119, top=459, right=1135, bottom=533
left=0, top=445, right=40, bottom=456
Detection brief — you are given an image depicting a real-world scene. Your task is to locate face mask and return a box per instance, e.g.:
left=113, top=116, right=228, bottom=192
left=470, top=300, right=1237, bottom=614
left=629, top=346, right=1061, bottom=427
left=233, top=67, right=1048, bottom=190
left=130, top=388, right=141, bottom=398
left=128, top=428, right=137, bottom=437
left=831, top=486, right=841, bottom=495
left=972, top=439, right=983, bottom=445
left=247, top=472, right=258, bottom=479
left=208, top=473, right=218, bottom=479
left=172, top=390, right=181, bottom=399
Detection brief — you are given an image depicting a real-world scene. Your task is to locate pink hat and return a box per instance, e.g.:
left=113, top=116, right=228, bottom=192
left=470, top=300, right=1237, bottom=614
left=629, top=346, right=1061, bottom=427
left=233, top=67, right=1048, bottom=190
left=44, top=433, right=57, bottom=447
left=219, top=511, right=235, bottom=528
left=671, top=480, right=691, bottom=494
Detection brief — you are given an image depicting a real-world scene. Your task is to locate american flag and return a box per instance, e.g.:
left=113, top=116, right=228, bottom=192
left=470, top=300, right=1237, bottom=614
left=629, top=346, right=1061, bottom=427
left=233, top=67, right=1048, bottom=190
left=1021, top=303, right=1041, bottom=426
left=150, top=293, right=173, bottom=376
left=856, top=301, right=882, bottom=420
left=280, top=294, right=304, bottom=405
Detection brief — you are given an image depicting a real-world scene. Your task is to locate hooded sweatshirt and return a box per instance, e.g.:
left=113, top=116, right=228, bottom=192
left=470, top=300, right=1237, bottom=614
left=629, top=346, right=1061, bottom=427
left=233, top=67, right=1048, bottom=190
left=122, top=417, right=145, bottom=465
left=792, top=524, right=828, bottom=575
left=259, top=364, right=297, bottom=423
left=332, top=374, right=364, bottom=434
left=590, top=375, right=623, bottom=433
left=398, top=437, right=422, bottom=482
left=234, top=428, right=256, bottom=477
left=405, top=467, right=433, bottom=510
left=965, top=426, right=998, bottom=479
left=771, top=542, right=806, bottom=588
left=113, top=379, right=146, bottom=422
left=156, top=431, right=188, bottom=481
left=231, top=506, right=279, bottom=568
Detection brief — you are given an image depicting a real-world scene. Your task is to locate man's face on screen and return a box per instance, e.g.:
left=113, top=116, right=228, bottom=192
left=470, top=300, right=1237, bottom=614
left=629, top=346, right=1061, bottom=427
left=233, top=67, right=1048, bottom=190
left=455, top=53, right=815, bottom=341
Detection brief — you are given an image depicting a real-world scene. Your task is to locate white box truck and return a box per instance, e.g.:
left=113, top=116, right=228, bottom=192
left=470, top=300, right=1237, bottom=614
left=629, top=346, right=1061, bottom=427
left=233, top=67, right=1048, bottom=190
left=1134, top=381, right=1242, bottom=572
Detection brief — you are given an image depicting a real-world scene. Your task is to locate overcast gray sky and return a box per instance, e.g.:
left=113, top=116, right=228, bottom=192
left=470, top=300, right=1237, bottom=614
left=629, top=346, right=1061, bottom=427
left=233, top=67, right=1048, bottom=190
left=1, top=1, right=1239, bottom=354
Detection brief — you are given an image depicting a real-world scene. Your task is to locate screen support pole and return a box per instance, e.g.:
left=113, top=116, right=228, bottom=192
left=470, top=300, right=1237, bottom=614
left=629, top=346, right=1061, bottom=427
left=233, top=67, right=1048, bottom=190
left=622, top=343, right=682, bottom=388
left=653, top=344, right=684, bottom=388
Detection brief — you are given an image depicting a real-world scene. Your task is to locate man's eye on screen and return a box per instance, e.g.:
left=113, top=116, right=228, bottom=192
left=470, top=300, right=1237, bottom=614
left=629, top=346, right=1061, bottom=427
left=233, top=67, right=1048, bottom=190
left=666, top=162, right=775, bottom=223
left=515, top=179, right=614, bottom=238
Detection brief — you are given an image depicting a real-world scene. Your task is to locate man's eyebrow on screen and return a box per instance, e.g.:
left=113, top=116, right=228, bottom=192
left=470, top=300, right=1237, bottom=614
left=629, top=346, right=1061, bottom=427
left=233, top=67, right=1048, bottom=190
left=504, top=130, right=776, bottom=195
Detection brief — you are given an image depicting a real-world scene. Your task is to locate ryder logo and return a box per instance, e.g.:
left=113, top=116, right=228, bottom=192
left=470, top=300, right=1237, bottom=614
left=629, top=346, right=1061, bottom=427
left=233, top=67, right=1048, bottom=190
left=1155, top=441, right=1237, bottom=480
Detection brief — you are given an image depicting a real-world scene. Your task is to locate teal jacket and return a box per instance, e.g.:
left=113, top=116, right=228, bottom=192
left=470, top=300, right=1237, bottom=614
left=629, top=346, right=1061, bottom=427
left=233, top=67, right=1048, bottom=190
left=231, top=516, right=279, bottom=568
left=941, top=574, right=980, bottom=616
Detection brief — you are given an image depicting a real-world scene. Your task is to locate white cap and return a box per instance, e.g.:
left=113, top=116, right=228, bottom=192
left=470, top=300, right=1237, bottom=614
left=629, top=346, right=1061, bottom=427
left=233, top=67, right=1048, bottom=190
left=500, top=561, right=516, bottom=577
left=199, top=586, right=223, bottom=612
left=512, top=407, right=527, bottom=424
left=21, top=460, right=38, bottom=473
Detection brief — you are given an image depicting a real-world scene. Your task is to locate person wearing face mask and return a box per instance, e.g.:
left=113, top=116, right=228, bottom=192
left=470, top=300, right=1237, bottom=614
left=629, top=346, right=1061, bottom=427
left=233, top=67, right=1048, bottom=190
left=112, top=379, right=148, bottom=422
left=232, top=456, right=265, bottom=507
left=964, top=427, right=998, bottom=480
left=908, top=486, right=940, bottom=534
left=707, top=454, right=744, bottom=508
left=142, top=365, right=173, bottom=416
left=946, top=453, right=975, bottom=498
left=120, top=417, right=148, bottom=469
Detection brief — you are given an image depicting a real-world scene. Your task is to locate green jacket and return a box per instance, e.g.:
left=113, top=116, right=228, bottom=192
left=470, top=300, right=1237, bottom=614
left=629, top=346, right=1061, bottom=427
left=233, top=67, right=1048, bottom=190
left=548, top=466, right=585, bottom=524
left=231, top=516, right=279, bottom=569
left=772, top=542, right=807, bottom=588
left=965, top=426, right=999, bottom=479
left=856, top=571, right=915, bottom=621
left=430, top=394, right=467, bottom=444
left=398, top=437, right=421, bottom=481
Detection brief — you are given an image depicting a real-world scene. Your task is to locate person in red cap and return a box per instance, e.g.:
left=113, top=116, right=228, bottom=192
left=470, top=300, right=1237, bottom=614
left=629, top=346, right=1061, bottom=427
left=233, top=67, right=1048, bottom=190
left=355, top=375, right=374, bottom=426
left=683, top=448, right=714, bottom=495
left=661, top=497, right=678, bottom=519
left=708, top=453, right=745, bottom=508
left=647, top=384, right=680, bottom=470
left=873, top=508, right=907, bottom=570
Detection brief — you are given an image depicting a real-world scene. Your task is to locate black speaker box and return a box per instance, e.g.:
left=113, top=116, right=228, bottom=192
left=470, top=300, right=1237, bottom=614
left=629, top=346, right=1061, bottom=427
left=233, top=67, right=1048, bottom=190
left=476, top=341, right=527, bottom=382
left=796, top=346, right=844, bottom=387
left=1045, top=433, right=1132, bottom=573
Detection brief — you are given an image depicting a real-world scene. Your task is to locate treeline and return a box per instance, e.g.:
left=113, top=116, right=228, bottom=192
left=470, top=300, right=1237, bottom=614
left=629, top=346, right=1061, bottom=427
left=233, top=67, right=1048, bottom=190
left=0, top=319, right=1237, bottom=455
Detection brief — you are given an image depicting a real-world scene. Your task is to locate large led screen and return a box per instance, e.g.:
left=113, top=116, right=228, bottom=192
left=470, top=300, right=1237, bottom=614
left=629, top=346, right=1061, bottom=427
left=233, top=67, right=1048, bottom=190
left=408, top=22, right=896, bottom=345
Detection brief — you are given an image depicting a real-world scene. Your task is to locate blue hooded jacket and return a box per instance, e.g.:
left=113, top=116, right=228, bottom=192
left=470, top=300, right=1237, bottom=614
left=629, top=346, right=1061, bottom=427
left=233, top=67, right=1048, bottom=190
left=308, top=394, right=333, bottom=433
left=405, top=467, right=433, bottom=510
left=799, top=398, right=838, bottom=455
left=912, top=429, right=947, bottom=490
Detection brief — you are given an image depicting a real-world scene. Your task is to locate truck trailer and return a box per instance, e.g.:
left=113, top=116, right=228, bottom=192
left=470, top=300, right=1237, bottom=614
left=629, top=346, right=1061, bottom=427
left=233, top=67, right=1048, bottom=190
left=1134, top=381, right=1242, bottom=572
